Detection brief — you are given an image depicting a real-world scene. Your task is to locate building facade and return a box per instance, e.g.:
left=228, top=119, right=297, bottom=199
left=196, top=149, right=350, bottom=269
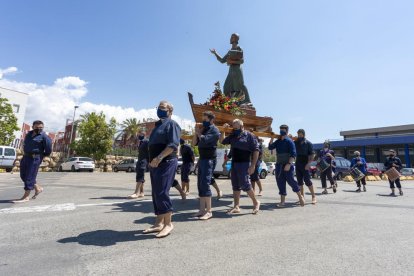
left=314, top=124, right=414, bottom=167
left=0, top=87, right=29, bottom=148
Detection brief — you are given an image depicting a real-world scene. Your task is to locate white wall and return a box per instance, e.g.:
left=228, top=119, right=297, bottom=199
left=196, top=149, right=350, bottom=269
left=0, top=87, right=29, bottom=147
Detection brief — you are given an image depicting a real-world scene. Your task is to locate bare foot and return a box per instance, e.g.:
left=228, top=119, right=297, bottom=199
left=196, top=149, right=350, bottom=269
left=199, top=212, right=213, bottom=220
left=138, top=193, right=145, bottom=198
left=127, top=194, right=139, bottom=199
left=217, top=191, right=223, bottom=200
left=13, top=197, right=30, bottom=203
left=156, top=224, right=174, bottom=238
left=298, top=195, right=305, bottom=207
left=180, top=192, right=187, bottom=200
left=226, top=207, right=241, bottom=214
left=258, top=191, right=263, bottom=197
left=192, top=211, right=205, bottom=217
left=252, top=201, right=260, bottom=214
left=32, top=188, right=44, bottom=199
left=312, top=197, right=317, bottom=204
left=143, top=224, right=164, bottom=234
left=277, top=202, right=285, bottom=208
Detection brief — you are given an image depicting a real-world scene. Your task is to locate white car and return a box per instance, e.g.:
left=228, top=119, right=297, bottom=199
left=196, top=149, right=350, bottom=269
left=0, top=146, right=17, bottom=172
left=59, top=157, right=95, bottom=172
left=266, top=162, right=275, bottom=175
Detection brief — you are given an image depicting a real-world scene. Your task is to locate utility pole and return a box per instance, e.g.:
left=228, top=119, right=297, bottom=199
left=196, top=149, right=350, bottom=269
left=67, top=105, right=79, bottom=158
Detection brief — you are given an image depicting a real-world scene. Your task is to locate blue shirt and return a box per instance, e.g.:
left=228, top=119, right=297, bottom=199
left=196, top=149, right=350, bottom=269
left=148, top=118, right=181, bottom=161
left=319, top=149, right=335, bottom=163
left=180, top=144, right=194, bottom=163
left=197, top=125, right=220, bottom=149
left=268, top=137, right=296, bottom=157
left=294, top=138, right=314, bottom=164
left=23, top=131, right=52, bottom=156
left=384, top=156, right=402, bottom=172
left=351, top=157, right=367, bottom=174
left=137, top=139, right=149, bottom=161
left=222, top=130, right=258, bottom=153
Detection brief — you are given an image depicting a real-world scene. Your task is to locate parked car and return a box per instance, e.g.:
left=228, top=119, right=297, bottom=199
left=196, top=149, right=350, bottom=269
left=59, top=157, right=95, bottom=172
left=315, top=157, right=351, bottom=180
left=309, top=161, right=318, bottom=178
left=266, top=162, right=275, bottom=175
left=112, top=158, right=138, bottom=172
left=401, top=168, right=414, bottom=176
left=333, top=157, right=352, bottom=180
left=366, top=163, right=383, bottom=176
left=214, top=160, right=268, bottom=179
left=0, top=146, right=17, bottom=172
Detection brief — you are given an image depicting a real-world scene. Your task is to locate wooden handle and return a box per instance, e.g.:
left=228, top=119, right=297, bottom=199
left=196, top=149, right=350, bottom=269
left=181, top=124, right=297, bottom=140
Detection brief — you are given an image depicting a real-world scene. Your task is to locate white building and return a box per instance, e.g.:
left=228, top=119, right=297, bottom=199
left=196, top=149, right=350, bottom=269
left=0, top=86, right=29, bottom=148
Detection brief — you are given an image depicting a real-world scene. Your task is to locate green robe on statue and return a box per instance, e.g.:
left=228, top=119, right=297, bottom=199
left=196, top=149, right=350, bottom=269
left=216, top=46, right=252, bottom=105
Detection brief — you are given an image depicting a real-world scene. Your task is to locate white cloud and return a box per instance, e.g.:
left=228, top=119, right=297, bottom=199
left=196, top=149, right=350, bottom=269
left=0, top=66, right=18, bottom=79
left=0, top=67, right=194, bottom=132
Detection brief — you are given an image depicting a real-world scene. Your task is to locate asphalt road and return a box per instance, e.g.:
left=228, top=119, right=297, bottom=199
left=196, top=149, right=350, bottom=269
left=0, top=172, right=413, bottom=276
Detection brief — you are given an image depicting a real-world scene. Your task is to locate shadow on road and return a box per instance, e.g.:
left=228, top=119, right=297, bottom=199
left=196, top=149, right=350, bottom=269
left=0, top=200, right=12, bottom=204
left=376, top=193, right=398, bottom=197
left=57, top=229, right=153, bottom=246
left=342, top=190, right=361, bottom=193
left=89, top=196, right=129, bottom=200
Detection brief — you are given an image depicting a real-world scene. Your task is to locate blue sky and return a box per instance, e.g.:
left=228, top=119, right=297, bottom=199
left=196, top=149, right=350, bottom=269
left=1, top=0, right=413, bottom=142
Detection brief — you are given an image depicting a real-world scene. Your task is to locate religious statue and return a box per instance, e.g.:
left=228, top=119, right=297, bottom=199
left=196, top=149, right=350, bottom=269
left=210, top=33, right=252, bottom=107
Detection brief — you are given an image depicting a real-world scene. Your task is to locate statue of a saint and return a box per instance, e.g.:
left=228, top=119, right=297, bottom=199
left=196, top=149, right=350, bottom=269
left=210, top=33, right=252, bottom=106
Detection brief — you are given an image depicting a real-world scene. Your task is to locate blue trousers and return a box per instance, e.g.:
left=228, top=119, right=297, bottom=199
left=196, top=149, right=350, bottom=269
left=149, top=158, right=177, bottom=215
left=296, top=163, right=313, bottom=187
left=135, top=159, right=148, bottom=183
left=20, top=155, right=42, bottom=191
left=231, top=162, right=252, bottom=192
left=275, top=164, right=300, bottom=196
left=197, top=159, right=215, bottom=197
left=181, top=162, right=192, bottom=182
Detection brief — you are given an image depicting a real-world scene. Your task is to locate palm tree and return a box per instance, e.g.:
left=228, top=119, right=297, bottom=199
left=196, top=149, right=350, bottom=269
left=120, top=118, right=142, bottom=147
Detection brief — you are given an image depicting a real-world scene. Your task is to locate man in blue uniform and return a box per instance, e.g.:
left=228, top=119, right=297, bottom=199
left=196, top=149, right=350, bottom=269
left=220, top=119, right=260, bottom=214
left=14, top=120, right=52, bottom=203
left=192, top=111, right=220, bottom=220
left=128, top=130, right=149, bottom=199
left=250, top=137, right=264, bottom=196
left=350, top=151, right=368, bottom=192
left=143, top=101, right=181, bottom=238
left=294, top=129, right=316, bottom=204
left=269, top=125, right=305, bottom=207
left=179, top=138, right=195, bottom=195
left=384, top=149, right=403, bottom=196
left=318, top=141, right=337, bottom=194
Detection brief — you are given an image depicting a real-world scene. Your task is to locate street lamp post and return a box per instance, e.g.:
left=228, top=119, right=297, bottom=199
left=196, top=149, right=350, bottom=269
left=67, top=105, right=79, bottom=157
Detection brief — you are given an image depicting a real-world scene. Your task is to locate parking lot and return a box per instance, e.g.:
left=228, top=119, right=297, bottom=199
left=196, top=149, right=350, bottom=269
left=0, top=172, right=413, bottom=276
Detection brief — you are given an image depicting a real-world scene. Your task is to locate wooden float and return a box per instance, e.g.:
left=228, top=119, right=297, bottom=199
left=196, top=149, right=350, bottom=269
left=188, top=92, right=273, bottom=132
left=181, top=125, right=297, bottom=141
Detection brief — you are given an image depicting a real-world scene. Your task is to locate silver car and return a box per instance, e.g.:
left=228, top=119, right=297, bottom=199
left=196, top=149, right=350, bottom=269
left=0, top=146, right=17, bottom=172
left=112, top=158, right=138, bottom=172
left=401, top=168, right=414, bottom=176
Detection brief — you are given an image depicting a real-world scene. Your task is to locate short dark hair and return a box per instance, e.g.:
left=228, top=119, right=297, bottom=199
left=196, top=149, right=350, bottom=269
left=33, top=120, right=44, bottom=126
left=203, top=111, right=215, bottom=120
left=297, top=129, right=305, bottom=135
left=279, top=124, right=289, bottom=131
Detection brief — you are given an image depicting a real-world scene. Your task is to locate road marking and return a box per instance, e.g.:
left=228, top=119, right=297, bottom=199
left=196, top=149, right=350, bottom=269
left=0, top=196, right=191, bottom=214
left=0, top=203, right=76, bottom=214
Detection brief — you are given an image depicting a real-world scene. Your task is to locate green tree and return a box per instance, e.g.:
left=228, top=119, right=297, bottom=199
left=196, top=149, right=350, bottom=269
left=72, top=112, right=117, bottom=160
left=0, top=97, right=19, bottom=145
left=120, top=118, right=142, bottom=143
